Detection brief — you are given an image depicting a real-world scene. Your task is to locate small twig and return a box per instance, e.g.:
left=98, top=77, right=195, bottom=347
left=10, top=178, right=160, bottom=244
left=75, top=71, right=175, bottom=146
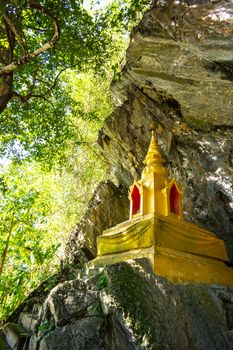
left=25, top=25, right=53, bottom=32
left=31, top=67, right=70, bottom=98
left=13, top=67, right=70, bottom=102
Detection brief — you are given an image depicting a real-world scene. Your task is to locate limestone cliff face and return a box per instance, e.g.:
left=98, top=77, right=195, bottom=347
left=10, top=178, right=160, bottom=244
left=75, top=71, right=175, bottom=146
left=98, top=0, right=233, bottom=259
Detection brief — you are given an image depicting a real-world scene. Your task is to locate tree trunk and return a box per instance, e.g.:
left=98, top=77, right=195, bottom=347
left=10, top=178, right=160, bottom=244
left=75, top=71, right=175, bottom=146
left=0, top=73, right=13, bottom=113
left=0, top=230, right=12, bottom=277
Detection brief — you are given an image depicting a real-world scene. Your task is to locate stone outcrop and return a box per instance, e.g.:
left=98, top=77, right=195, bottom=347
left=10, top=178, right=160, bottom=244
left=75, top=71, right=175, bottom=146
left=98, top=0, right=233, bottom=259
left=65, top=181, right=129, bottom=266
left=27, top=259, right=233, bottom=350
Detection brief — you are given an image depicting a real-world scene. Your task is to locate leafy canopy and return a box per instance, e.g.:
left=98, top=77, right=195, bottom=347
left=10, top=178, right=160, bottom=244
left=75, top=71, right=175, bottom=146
left=0, top=0, right=151, bottom=322
left=0, top=69, right=112, bottom=322
left=0, top=0, right=150, bottom=164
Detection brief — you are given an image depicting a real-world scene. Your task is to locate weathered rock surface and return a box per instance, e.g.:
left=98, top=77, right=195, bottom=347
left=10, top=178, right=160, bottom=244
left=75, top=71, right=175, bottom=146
left=38, top=317, right=106, bottom=350
left=102, top=259, right=232, bottom=350
left=29, top=259, right=233, bottom=350
left=98, top=0, right=233, bottom=259
left=65, top=181, right=129, bottom=266
left=46, top=279, right=99, bottom=327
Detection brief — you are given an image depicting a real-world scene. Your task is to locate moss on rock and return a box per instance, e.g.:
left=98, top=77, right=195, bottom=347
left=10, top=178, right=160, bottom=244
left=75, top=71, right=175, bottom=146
left=102, top=259, right=230, bottom=350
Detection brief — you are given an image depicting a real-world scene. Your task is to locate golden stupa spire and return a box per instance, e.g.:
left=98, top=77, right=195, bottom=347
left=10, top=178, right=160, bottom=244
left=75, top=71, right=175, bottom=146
left=141, top=121, right=168, bottom=178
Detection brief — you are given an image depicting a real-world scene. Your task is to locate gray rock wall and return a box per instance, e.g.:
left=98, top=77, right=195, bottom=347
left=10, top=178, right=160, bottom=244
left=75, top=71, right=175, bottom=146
left=65, top=181, right=129, bottom=266
left=98, top=0, right=233, bottom=259
left=30, top=259, right=233, bottom=350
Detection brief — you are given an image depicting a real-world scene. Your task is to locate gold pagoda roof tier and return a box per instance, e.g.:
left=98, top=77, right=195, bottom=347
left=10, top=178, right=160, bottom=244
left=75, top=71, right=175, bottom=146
left=141, top=125, right=168, bottom=179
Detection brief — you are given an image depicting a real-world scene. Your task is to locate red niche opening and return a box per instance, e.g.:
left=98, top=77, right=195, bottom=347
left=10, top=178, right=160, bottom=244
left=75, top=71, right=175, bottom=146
left=131, top=185, right=141, bottom=216
left=170, top=184, right=180, bottom=215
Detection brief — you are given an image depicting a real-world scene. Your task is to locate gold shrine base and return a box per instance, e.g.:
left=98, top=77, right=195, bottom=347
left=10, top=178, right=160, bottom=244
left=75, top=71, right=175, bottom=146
left=92, top=246, right=233, bottom=287
left=91, top=214, right=233, bottom=287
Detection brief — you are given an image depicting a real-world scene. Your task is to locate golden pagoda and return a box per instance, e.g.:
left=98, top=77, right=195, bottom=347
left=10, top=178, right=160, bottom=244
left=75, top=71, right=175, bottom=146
left=92, top=123, right=233, bottom=287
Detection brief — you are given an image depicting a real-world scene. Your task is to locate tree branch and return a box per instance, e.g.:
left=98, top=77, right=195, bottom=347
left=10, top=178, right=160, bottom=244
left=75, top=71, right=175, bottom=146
left=13, top=66, right=69, bottom=102
left=0, top=0, right=60, bottom=77
left=31, top=67, right=69, bottom=98
left=25, top=24, right=53, bottom=33
left=3, top=13, right=27, bottom=53
left=0, top=73, right=13, bottom=113
left=0, top=215, right=15, bottom=277
left=3, top=15, right=15, bottom=63
left=0, top=55, right=7, bottom=66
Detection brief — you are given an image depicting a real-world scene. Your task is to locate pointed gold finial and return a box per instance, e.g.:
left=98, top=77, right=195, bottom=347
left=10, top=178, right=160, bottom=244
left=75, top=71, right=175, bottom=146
left=150, top=120, right=156, bottom=131
left=150, top=120, right=156, bottom=141
left=141, top=120, right=168, bottom=179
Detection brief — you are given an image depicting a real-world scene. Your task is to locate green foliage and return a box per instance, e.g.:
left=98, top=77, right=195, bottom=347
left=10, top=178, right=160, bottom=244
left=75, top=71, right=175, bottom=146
left=0, top=0, right=150, bottom=164
left=0, top=0, right=151, bottom=324
left=37, top=320, right=55, bottom=335
left=97, top=270, right=108, bottom=290
left=0, top=71, right=111, bottom=323
left=0, top=139, right=107, bottom=322
left=0, top=162, right=57, bottom=322
left=101, top=0, right=150, bottom=31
